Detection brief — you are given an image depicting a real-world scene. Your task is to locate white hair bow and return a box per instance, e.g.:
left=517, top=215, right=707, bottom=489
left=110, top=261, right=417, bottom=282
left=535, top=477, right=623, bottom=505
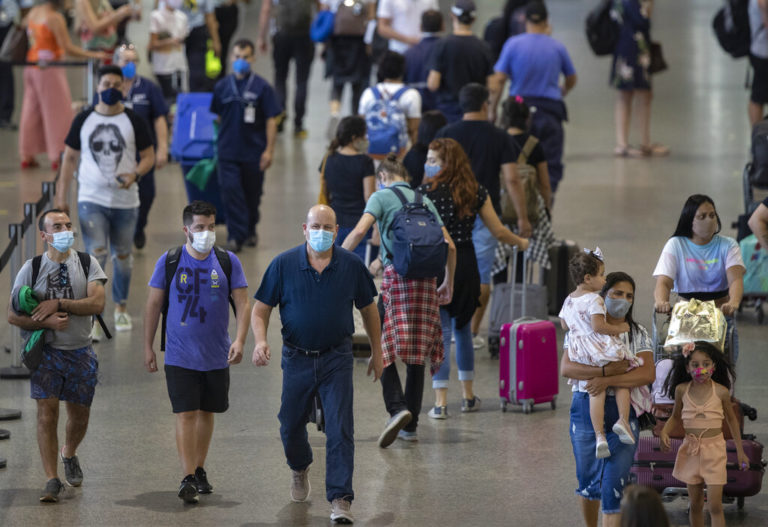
left=583, top=246, right=604, bottom=261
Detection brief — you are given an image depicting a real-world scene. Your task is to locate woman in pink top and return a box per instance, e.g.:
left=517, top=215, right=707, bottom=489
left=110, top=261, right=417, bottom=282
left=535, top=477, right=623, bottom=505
left=20, top=0, right=107, bottom=170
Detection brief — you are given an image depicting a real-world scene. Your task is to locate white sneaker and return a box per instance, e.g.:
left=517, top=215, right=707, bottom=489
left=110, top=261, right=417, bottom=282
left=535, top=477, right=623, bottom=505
left=596, top=435, right=611, bottom=459
left=612, top=420, right=636, bottom=445
left=472, top=336, right=485, bottom=349
left=330, top=498, right=354, bottom=524
left=114, top=311, right=132, bottom=332
left=90, top=322, right=105, bottom=343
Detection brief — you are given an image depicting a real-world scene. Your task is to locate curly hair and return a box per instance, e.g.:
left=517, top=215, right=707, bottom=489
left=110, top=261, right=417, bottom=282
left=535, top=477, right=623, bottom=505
left=568, top=251, right=602, bottom=285
left=424, top=138, right=478, bottom=219
left=662, top=341, right=734, bottom=397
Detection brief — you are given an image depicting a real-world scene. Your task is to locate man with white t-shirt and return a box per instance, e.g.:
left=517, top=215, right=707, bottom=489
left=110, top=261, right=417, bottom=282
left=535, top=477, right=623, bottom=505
left=377, top=0, right=438, bottom=54
left=55, top=65, right=155, bottom=337
left=358, top=51, right=421, bottom=155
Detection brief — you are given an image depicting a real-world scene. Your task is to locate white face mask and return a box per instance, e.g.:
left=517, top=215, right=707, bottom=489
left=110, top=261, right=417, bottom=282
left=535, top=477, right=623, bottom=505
left=190, top=230, right=216, bottom=253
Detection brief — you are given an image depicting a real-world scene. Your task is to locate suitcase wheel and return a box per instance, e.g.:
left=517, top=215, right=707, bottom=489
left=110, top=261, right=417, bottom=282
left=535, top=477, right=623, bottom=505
left=522, top=402, right=532, bottom=414
left=551, top=398, right=557, bottom=410
left=500, top=400, right=508, bottom=412
left=738, top=496, right=745, bottom=509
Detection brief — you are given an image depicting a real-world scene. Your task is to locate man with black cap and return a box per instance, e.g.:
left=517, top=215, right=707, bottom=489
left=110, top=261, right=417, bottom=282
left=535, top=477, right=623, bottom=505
left=489, top=0, right=577, bottom=196
left=426, top=0, right=494, bottom=123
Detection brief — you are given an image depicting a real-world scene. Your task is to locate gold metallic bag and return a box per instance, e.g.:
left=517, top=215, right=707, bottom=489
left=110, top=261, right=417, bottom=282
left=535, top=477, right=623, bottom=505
left=664, top=298, right=726, bottom=351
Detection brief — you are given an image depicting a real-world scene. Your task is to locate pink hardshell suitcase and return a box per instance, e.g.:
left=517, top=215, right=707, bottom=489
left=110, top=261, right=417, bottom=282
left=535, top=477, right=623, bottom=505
left=499, top=247, right=559, bottom=413
left=631, top=436, right=766, bottom=508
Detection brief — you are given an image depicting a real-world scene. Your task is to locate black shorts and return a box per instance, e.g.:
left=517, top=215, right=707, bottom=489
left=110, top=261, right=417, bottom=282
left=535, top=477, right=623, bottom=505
left=751, top=54, right=768, bottom=104
left=164, top=364, right=230, bottom=413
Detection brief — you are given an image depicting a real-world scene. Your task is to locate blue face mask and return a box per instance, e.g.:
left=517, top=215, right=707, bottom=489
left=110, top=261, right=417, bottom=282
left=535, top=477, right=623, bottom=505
left=604, top=296, right=632, bottom=319
left=49, top=231, right=75, bottom=253
left=308, top=229, right=334, bottom=252
left=377, top=181, right=387, bottom=190
left=121, top=61, right=136, bottom=80
left=233, top=58, right=251, bottom=75
left=99, top=87, right=123, bottom=105
left=424, top=164, right=441, bottom=179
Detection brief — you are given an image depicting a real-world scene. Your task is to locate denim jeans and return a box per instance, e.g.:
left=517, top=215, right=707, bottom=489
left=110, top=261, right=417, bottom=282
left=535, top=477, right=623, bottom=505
left=569, top=392, right=639, bottom=514
left=472, top=217, right=496, bottom=285
left=279, top=339, right=354, bottom=503
left=432, top=308, right=474, bottom=389
left=78, top=201, right=138, bottom=306
left=380, top=362, right=425, bottom=433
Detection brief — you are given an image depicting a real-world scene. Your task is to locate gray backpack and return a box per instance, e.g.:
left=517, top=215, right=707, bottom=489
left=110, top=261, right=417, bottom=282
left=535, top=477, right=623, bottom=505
left=275, top=0, right=314, bottom=35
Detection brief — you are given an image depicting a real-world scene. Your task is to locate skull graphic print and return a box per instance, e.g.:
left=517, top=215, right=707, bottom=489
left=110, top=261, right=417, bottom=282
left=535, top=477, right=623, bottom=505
left=88, top=123, right=127, bottom=177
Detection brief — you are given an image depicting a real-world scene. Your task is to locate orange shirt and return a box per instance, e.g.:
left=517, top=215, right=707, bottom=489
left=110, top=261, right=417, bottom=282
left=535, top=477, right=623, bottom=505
left=27, top=22, right=64, bottom=62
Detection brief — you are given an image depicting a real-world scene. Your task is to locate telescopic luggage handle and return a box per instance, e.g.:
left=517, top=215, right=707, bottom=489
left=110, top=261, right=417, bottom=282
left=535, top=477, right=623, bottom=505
left=509, top=246, right=528, bottom=321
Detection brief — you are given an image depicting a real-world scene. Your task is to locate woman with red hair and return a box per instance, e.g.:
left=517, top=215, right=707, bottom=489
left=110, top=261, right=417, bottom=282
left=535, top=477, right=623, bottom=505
left=419, top=138, right=528, bottom=418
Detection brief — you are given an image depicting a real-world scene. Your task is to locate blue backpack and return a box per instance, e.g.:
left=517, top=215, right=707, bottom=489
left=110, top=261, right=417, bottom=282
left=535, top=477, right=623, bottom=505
left=365, top=86, right=409, bottom=155
left=385, top=186, right=447, bottom=279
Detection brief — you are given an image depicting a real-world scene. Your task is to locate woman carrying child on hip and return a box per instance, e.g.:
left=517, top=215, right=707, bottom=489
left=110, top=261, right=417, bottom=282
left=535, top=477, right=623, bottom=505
left=660, top=341, right=748, bottom=527
left=559, top=249, right=645, bottom=458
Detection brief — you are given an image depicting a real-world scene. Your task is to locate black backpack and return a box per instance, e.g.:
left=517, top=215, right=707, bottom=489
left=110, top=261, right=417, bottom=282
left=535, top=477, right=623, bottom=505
left=585, top=0, right=619, bottom=56
left=31, top=251, right=112, bottom=339
left=275, top=0, right=314, bottom=35
left=161, top=245, right=235, bottom=351
left=712, top=0, right=750, bottom=59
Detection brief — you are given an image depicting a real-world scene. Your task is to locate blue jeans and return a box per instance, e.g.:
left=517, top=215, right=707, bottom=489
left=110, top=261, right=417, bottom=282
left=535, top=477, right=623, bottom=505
left=217, top=158, right=264, bottom=244
left=78, top=201, right=138, bottom=306
left=569, top=392, right=639, bottom=514
left=279, top=339, right=354, bottom=503
left=472, top=217, right=496, bottom=285
left=432, top=308, right=474, bottom=389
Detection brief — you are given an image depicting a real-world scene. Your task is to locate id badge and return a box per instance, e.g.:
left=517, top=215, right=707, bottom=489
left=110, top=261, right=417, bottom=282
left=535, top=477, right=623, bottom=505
left=124, top=101, right=134, bottom=109
left=244, top=105, right=255, bottom=123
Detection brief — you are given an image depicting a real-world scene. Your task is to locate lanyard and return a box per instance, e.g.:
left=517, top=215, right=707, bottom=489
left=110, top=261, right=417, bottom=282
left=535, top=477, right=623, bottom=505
left=228, top=73, right=256, bottom=100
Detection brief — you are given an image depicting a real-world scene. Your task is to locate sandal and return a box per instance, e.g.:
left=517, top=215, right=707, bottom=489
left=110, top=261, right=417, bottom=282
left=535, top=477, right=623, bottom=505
left=614, top=145, right=630, bottom=157
left=21, top=158, right=39, bottom=169
left=628, top=143, right=670, bottom=158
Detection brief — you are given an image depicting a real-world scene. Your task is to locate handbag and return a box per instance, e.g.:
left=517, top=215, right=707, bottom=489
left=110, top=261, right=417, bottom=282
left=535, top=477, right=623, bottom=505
left=0, top=24, right=29, bottom=63
left=317, top=153, right=330, bottom=205
left=648, top=41, right=667, bottom=75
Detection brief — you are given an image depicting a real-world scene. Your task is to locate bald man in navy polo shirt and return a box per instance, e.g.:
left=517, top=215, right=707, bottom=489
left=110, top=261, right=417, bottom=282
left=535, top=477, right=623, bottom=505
left=251, top=204, right=383, bottom=524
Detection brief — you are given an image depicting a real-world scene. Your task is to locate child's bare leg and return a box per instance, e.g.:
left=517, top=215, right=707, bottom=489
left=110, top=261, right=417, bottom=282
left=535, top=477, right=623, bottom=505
left=707, top=485, right=725, bottom=527
left=687, top=483, right=705, bottom=527
left=589, top=390, right=607, bottom=437
left=614, top=387, right=631, bottom=425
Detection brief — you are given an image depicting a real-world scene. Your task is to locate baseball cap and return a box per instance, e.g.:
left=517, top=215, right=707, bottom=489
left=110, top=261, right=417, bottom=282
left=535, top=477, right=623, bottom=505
left=451, top=0, right=476, bottom=18
left=525, top=1, right=549, bottom=23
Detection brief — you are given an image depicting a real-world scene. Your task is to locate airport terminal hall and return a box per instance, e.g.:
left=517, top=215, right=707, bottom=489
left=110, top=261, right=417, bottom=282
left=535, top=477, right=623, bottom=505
left=2, top=0, right=768, bottom=525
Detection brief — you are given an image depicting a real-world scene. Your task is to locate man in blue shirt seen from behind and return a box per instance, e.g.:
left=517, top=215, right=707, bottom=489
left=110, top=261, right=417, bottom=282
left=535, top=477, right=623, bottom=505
left=403, top=9, right=443, bottom=114
left=114, top=44, right=170, bottom=250
left=489, top=0, right=577, bottom=195
left=251, top=204, right=384, bottom=525
left=210, top=38, right=281, bottom=253
left=143, top=200, right=250, bottom=504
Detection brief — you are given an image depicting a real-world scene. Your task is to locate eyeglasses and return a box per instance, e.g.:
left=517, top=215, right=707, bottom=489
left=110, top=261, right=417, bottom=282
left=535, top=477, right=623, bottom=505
left=59, top=262, right=69, bottom=287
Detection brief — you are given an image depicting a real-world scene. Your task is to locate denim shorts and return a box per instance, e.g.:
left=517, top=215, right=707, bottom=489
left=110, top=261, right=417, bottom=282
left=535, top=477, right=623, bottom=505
left=30, top=345, right=99, bottom=407
left=569, top=392, right=639, bottom=514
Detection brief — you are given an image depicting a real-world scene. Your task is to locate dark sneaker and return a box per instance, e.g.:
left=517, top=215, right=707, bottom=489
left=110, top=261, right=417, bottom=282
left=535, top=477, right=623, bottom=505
left=461, top=396, right=481, bottom=413
left=178, top=474, right=199, bottom=504
left=134, top=231, right=146, bottom=249
left=245, top=234, right=258, bottom=247
left=40, top=478, right=64, bottom=503
left=290, top=467, right=310, bottom=502
left=378, top=410, right=412, bottom=448
left=195, top=466, right=212, bottom=494
left=60, top=448, right=83, bottom=486
left=397, top=429, right=418, bottom=442
left=294, top=128, right=308, bottom=139
left=223, top=239, right=242, bottom=253
left=330, top=498, right=354, bottom=524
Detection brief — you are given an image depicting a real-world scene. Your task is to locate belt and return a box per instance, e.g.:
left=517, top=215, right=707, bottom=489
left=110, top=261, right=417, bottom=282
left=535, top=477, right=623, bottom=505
left=284, top=338, right=351, bottom=356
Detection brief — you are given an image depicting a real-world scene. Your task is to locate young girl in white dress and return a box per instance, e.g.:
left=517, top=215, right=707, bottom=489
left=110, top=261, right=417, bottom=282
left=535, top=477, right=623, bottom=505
left=559, top=249, right=636, bottom=458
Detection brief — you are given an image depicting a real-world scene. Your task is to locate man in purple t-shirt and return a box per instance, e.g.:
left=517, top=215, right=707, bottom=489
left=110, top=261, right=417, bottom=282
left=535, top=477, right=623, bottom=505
left=143, top=201, right=250, bottom=504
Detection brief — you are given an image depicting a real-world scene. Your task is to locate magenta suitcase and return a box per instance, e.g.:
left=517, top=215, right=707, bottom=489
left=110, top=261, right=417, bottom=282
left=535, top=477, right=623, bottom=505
left=498, top=247, right=559, bottom=413
left=631, top=436, right=766, bottom=508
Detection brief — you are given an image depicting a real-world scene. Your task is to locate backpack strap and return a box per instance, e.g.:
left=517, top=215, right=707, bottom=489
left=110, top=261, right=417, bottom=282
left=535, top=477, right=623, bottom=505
left=161, top=246, right=183, bottom=351
left=388, top=185, right=422, bottom=206
left=212, top=245, right=237, bottom=316
left=31, top=255, right=43, bottom=286
left=391, top=86, right=409, bottom=101
left=371, top=86, right=382, bottom=101
left=76, top=251, right=112, bottom=340
left=515, top=135, right=539, bottom=165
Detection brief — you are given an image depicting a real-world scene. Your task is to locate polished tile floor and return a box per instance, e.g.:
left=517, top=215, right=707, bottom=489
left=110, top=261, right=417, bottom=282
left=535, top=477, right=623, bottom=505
left=1, top=1, right=767, bottom=525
